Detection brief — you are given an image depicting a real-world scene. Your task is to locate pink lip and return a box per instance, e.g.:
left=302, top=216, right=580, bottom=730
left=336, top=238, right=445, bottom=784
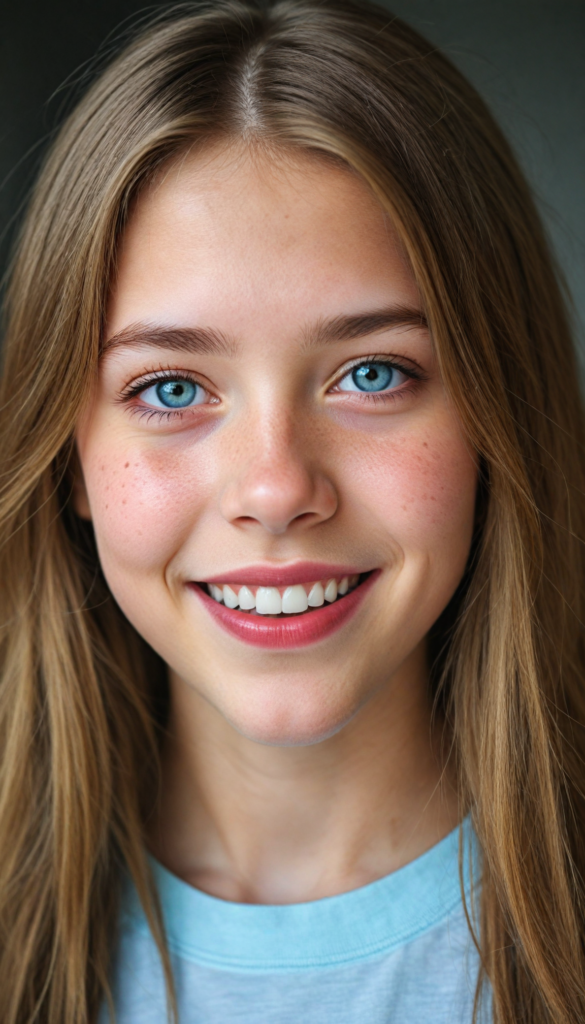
left=202, top=561, right=368, bottom=588
left=189, top=570, right=379, bottom=649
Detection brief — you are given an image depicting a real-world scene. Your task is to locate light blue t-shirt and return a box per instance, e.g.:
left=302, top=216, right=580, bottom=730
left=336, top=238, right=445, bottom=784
left=102, top=819, right=489, bottom=1023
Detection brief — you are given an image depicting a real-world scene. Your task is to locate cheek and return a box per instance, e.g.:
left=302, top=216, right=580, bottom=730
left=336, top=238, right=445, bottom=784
left=342, top=418, right=477, bottom=556
left=82, top=437, right=217, bottom=575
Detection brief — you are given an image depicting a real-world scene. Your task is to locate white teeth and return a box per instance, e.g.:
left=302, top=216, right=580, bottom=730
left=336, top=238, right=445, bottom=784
left=308, top=582, right=325, bottom=607
left=238, top=585, right=256, bottom=610
left=208, top=574, right=362, bottom=611
left=282, top=584, right=309, bottom=614
left=256, top=586, right=282, bottom=615
left=223, top=584, right=239, bottom=609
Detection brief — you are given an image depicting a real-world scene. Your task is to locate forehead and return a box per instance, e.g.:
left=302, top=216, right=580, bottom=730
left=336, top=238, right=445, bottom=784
left=106, top=142, right=420, bottom=341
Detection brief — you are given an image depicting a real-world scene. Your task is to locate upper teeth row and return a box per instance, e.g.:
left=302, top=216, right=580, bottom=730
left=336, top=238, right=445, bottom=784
left=207, top=576, right=359, bottom=614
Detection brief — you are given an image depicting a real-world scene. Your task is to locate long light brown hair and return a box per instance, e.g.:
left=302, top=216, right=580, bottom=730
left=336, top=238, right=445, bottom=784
left=1, top=1, right=584, bottom=1020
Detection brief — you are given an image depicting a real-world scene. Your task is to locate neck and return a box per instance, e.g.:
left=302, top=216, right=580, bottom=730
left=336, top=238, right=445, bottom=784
left=148, top=648, right=459, bottom=904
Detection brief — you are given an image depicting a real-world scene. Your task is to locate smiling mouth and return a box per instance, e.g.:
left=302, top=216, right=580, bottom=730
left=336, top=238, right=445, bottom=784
left=190, top=569, right=379, bottom=648
left=198, top=572, right=370, bottom=617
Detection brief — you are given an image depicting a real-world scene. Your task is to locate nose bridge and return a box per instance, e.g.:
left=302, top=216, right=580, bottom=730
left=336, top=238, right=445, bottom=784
left=219, top=396, right=337, bottom=535
left=255, top=401, right=301, bottom=472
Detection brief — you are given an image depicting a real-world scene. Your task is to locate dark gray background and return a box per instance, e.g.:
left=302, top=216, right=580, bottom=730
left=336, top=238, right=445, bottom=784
left=1, top=1, right=583, bottom=347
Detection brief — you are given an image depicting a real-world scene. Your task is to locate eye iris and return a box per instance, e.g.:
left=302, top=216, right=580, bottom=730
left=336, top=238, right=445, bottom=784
left=155, top=380, right=197, bottom=408
left=352, top=363, right=393, bottom=392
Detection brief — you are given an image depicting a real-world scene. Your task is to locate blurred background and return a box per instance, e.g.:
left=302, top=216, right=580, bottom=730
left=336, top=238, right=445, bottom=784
left=1, top=0, right=584, bottom=348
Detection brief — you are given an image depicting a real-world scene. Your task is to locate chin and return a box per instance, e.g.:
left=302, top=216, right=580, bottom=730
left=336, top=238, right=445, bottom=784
left=224, top=690, right=360, bottom=747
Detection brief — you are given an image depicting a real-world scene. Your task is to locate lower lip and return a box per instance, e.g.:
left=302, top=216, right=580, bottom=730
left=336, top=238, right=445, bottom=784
left=188, top=572, right=379, bottom=649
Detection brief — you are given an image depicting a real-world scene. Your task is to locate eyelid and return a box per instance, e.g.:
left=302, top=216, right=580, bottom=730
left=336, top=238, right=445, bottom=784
left=327, top=353, right=427, bottom=392
left=118, top=366, right=216, bottom=403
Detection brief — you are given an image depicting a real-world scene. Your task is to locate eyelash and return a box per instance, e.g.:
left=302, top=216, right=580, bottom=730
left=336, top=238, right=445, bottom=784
left=118, top=367, right=212, bottom=421
left=118, top=356, right=427, bottom=420
left=331, top=355, right=427, bottom=404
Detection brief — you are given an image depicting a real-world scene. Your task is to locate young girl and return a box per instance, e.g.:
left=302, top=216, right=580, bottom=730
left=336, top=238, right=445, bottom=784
left=1, top=1, right=584, bottom=1022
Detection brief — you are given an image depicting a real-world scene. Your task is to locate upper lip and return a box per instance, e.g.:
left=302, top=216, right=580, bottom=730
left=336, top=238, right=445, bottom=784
left=200, top=562, right=372, bottom=587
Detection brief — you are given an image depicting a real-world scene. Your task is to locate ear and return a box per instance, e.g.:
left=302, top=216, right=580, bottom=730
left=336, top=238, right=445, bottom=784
left=71, top=447, right=93, bottom=521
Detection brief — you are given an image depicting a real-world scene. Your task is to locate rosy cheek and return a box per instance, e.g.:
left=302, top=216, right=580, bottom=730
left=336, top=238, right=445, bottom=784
left=85, top=444, right=215, bottom=573
left=343, top=423, right=476, bottom=548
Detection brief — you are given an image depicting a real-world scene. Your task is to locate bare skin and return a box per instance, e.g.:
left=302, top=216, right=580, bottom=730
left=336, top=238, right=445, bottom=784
left=154, top=642, right=455, bottom=904
left=75, top=143, right=477, bottom=904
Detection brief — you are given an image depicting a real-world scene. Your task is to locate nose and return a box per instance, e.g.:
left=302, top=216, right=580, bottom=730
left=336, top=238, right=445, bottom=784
left=219, top=412, right=338, bottom=535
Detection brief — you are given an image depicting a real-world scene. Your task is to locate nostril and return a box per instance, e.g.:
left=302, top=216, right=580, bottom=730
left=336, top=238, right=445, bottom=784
left=233, top=510, right=322, bottom=533
left=291, top=511, right=320, bottom=527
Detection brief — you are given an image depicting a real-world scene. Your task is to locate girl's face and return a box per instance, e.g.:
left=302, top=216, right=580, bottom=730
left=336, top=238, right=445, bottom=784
left=75, top=144, right=477, bottom=745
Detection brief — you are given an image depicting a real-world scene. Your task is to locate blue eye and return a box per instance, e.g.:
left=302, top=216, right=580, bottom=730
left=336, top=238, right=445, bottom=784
left=140, top=378, right=207, bottom=409
left=337, top=362, right=406, bottom=393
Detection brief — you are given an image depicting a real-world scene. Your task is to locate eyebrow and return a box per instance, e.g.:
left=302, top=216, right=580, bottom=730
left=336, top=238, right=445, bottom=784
left=301, top=306, right=428, bottom=350
left=101, top=323, right=237, bottom=358
left=101, top=305, right=428, bottom=358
